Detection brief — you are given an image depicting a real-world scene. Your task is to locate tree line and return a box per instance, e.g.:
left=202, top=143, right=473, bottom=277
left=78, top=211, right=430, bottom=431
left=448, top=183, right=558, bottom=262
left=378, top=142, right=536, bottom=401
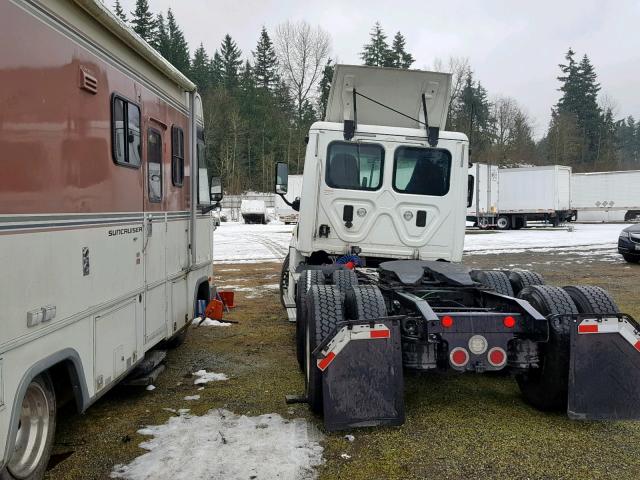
left=115, top=1, right=640, bottom=193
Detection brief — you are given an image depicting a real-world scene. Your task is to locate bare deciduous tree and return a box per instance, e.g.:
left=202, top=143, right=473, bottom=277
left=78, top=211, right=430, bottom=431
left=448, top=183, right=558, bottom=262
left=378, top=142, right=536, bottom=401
left=274, top=20, right=331, bottom=119
left=433, top=56, right=471, bottom=122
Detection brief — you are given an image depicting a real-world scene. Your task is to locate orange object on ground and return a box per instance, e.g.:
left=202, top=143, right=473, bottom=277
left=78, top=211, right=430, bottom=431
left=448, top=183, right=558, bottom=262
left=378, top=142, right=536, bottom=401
left=205, top=299, right=224, bottom=320
left=218, top=291, right=236, bottom=308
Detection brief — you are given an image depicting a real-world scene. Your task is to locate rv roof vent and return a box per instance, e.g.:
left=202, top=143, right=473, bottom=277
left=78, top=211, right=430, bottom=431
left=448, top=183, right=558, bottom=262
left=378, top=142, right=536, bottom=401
left=80, top=68, right=98, bottom=95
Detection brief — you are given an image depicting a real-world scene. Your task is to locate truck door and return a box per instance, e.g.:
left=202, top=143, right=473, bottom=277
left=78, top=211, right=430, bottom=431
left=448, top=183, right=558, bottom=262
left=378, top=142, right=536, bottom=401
left=143, top=126, right=168, bottom=345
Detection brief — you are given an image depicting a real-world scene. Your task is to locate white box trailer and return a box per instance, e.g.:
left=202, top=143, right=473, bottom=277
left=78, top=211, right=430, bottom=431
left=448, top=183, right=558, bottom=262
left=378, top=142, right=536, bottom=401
left=0, top=1, right=220, bottom=476
left=241, top=199, right=267, bottom=224
left=467, top=163, right=499, bottom=226
left=467, top=165, right=575, bottom=229
left=275, top=174, right=303, bottom=224
left=572, top=170, right=640, bottom=222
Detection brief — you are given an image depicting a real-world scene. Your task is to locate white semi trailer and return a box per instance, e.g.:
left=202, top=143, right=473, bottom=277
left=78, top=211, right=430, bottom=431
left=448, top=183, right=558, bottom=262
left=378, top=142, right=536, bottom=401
left=1, top=2, right=221, bottom=477
left=275, top=65, right=640, bottom=432
left=572, top=170, right=640, bottom=222
left=467, top=165, right=576, bottom=229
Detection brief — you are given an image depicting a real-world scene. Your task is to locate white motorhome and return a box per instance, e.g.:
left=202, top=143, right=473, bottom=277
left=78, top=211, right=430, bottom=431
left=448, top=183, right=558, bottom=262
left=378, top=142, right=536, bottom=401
left=0, top=1, right=220, bottom=477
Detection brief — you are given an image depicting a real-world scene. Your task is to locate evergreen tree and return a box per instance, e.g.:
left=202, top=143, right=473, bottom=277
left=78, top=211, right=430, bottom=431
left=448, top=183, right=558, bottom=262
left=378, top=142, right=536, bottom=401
left=113, top=0, right=127, bottom=23
left=360, top=22, right=391, bottom=67
left=130, top=0, right=156, bottom=42
left=252, top=27, right=278, bottom=90
left=153, top=13, right=170, bottom=57
left=450, top=73, right=493, bottom=159
left=210, top=51, right=224, bottom=87
left=240, top=60, right=256, bottom=94
left=318, top=60, right=334, bottom=119
left=191, top=44, right=211, bottom=92
left=220, top=34, right=243, bottom=90
left=388, top=32, right=414, bottom=69
left=166, top=9, right=190, bottom=75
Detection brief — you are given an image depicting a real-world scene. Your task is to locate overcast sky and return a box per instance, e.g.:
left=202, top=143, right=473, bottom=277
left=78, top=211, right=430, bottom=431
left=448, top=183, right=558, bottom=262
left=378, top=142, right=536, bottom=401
left=119, top=0, right=640, bottom=138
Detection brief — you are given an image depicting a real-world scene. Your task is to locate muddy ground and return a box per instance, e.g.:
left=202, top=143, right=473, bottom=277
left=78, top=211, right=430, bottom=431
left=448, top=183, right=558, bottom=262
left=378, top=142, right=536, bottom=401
left=46, top=247, right=640, bottom=480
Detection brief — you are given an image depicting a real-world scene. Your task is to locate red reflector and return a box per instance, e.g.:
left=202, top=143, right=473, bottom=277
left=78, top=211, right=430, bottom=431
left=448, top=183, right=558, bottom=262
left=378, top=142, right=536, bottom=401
left=441, top=315, right=454, bottom=328
left=578, top=324, right=599, bottom=333
left=450, top=348, right=469, bottom=367
left=317, top=351, right=336, bottom=371
left=635, top=341, right=640, bottom=352
left=370, top=329, right=390, bottom=339
left=503, top=316, right=516, bottom=328
left=489, top=348, right=506, bottom=366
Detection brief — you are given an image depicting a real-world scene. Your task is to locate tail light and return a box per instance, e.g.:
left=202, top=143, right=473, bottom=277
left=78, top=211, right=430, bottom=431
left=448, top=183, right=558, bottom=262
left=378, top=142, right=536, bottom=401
left=487, top=347, right=507, bottom=367
left=503, top=316, right=516, bottom=328
left=441, top=315, right=454, bottom=328
left=449, top=347, right=469, bottom=367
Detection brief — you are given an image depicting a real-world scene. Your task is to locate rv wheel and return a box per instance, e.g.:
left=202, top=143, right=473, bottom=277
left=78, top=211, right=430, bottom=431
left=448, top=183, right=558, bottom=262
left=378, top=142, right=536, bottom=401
left=2, top=373, right=56, bottom=480
left=516, top=285, right=577, bottom=411
left=305, top=285, right=345, bottom=414
left=296, top=270, right=325, bottom=372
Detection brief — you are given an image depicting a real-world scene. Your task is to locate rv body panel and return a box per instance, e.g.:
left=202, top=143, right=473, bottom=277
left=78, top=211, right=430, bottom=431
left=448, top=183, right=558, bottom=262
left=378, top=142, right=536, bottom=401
left=0, top=0, right=213, bottom=468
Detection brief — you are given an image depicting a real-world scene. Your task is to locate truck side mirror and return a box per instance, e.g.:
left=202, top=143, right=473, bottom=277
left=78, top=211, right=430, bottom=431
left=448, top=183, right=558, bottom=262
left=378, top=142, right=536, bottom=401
left=467, top=174, right=474, bottom=208
left=275, top=162, right=288, bottom=195
left=210, top=176, right=223, bottom=203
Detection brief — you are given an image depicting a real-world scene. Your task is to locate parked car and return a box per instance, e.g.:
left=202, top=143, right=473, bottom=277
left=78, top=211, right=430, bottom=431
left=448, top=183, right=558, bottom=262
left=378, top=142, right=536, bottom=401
left=618, top=225, right=640, bottom=263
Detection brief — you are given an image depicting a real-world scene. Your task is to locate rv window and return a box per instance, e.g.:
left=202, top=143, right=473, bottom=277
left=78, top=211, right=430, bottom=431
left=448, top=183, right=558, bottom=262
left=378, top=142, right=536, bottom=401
left=171, top=126, right=184, bottom=187
left=393, top=147, right=452, bottom=196
left=325, top=141, right=384, bottom=191
left=111, top=95, right=141, bottom=168
left=147, top=129, right=163, bottom=202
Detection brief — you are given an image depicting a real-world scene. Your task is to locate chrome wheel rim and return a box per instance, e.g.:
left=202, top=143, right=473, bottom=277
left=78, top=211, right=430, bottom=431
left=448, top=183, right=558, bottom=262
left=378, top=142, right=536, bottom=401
left=8, top=382, right=51, bottom=479
left=497, top=218, right=509, bottom=229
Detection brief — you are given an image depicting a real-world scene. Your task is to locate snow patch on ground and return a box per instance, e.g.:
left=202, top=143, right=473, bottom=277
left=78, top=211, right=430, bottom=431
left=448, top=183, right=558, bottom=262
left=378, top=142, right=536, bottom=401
left=111, top=409, right=323, bottom=480
left=214, top=223, right=293, bottom=263
left=192, top=317, right=232, bottom=327
left=193, top=370, right=228, bottom=385
left=183, top=395, right=200, bottom=401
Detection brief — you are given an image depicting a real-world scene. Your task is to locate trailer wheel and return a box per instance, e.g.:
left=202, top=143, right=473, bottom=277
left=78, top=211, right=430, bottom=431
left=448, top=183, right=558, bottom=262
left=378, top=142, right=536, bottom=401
left=563, top=285, right=620, bottom=314
left=345, top=285, right=387, bottom=320
left=305, top=285, right=345, bottom=414
left=2, top=373, right=56, bottom=480
left=296, top=270, right=325, bottom=371
left=516, top=285, right=578, bottom=410
left=508, top=269, right=545, bottom=295
left=332, top=269, right=359, bottom=291
left=496, top=216, right=510, bottom=230
left=470, top=270, right=514, bottom=296
left=279, top=253, right=290, bottom=308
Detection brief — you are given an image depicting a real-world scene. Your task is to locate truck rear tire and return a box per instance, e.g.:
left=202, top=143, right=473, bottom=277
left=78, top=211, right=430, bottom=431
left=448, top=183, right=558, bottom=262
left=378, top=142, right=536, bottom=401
left=332, top=270, right=359, bottom=291
left=345, top=285, right=387, bottom=320
left=496, top=216, right=510, bottom=230
left=470, top=270, right=514, bottom=296
left=516, top=285, right=578, bottom=411
left=508, top=269, right=545, bottom=295
left=305, top=285, right=345, bottom=414
left=296, top=270, right=325, bottom=371
left=1, top=373, right=56, bottom=480
left=563, top=285, right=620, bottom=314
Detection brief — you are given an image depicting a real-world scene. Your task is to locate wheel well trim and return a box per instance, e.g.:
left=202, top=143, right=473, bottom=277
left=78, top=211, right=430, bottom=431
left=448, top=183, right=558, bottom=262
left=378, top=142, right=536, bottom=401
left=193, top=276, right=211, bottom=317
left=2, top=348, right=89, bottom=468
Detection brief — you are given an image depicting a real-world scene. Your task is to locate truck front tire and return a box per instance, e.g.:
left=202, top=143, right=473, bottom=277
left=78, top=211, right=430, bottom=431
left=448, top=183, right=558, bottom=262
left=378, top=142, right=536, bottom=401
left=516, top=285, right=578, bottom=411
left=2, top=373, right=56, bottom=480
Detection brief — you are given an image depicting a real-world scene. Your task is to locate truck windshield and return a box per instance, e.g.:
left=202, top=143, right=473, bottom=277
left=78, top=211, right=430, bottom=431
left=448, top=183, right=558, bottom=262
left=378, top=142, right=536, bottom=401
left=393, top=147, right=451, bottom=196
left=325, top=141, right=384, bottom=191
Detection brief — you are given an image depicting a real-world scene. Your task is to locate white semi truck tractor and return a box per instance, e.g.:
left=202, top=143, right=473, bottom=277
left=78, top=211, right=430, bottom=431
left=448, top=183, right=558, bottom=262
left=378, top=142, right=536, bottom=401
left=275, top=65, right=640, bottom=431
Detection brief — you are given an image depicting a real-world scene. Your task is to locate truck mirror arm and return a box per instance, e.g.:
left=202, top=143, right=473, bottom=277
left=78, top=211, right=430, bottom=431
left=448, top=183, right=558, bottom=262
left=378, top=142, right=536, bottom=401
left=278, top=193, right=300, bottom=212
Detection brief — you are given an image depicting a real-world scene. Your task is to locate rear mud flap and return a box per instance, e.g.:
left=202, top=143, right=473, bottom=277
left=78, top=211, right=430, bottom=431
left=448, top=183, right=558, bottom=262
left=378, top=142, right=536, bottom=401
left=317, top=318, right=404, bottom=431
left=568, top=314, right=640, bottom=420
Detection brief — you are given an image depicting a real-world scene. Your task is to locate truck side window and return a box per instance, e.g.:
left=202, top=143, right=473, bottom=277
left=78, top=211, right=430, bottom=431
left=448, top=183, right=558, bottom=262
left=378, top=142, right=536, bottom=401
left=111, top=94, right=141, bottom=168
left=393, top=147, right=452, bottom=196
left=325, top=141, right=384, bottom=191
left=147, top=128, right=163, bottom=202
left=171, top=126, right=184, bottom=187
